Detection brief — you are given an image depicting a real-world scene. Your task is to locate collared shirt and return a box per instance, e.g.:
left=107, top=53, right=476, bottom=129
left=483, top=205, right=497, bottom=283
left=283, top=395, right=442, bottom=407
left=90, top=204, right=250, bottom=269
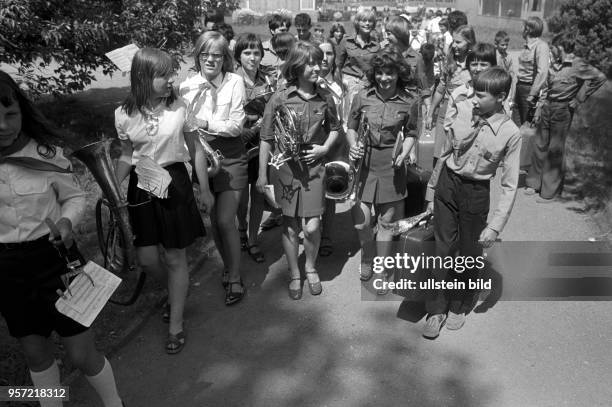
left=517, top=37, right=550, bottom=97
left=336, top=36, right=380, bottom=79
left=444, top=82, right=475, bottom=133
left=496, top=50, right=513, bottom=73
left=115, top=99, right=190, bottom=167
left=236, top=66, right=272, bottom=118
left=261, top=40, right=280, bottom=73
left=0, top=140, right=86, bottom=243
left=541, top=57, right=606, bottom=103
left=436, top=60, right=471, bottom=100
left=428, top=16, right=442, bottom=33
left=403, top=47, right=430, bottom=96
left=260, top=84, right=342, bottom=145
left=179, top=72, right=246, bottom=138
left=347, top=87, right=419, bottom=147
left=426, top=109, right=521, bottom=233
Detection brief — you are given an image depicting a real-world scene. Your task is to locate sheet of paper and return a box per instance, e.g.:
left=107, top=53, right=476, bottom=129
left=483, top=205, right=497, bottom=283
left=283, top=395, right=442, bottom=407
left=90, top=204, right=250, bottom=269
left=135, top=157, right=172, bottom=198
left=55, top=262, right=122, bottom=327
left=105, top=44, right=140, bottom=72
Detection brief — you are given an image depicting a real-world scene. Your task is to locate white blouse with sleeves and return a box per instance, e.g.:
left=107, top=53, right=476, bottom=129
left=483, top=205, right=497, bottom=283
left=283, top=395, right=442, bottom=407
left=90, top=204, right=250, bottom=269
left=114, top=99, right=190, bottom=167
left=179, top=72, right=246, bottom=138
left=0, top=140, right=86, bottom=243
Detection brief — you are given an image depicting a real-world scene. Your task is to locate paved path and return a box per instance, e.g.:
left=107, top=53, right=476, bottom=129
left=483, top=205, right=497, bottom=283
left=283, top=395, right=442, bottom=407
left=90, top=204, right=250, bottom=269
left=66, top=168, right=612, bottom=406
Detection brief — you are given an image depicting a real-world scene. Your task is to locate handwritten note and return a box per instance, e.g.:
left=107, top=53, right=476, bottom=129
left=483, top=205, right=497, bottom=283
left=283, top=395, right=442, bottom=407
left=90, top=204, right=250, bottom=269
left=105, top=44, right=140, bottom=72
left=55, top=262, right=122, bottom=327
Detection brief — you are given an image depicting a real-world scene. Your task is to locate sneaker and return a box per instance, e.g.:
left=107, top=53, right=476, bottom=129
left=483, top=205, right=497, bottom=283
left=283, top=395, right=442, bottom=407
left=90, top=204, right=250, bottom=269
left=422, top=314, right=447, bottom=339
left=446, top=311, right=466, bottom=330
left=524, top=187, right=537, bottom=196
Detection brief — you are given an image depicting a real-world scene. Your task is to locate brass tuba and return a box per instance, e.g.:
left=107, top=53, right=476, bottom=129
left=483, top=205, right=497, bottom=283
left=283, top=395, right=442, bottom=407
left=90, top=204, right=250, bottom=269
left=71, top=140, right=146, bottom=306
left=324, top=111, right=370, bottom=201
left=268, top=104, right=303, bottom=170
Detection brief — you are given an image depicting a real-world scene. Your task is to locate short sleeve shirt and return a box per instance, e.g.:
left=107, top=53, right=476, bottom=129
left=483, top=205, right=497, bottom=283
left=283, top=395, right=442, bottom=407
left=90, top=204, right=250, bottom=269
left=337, top=36, right=381, bottom=79
left=260, top=85, right=342, bottom=145
left=114, top=99, right=189, bottom=167
left=348, top=87, right=419, bottom=147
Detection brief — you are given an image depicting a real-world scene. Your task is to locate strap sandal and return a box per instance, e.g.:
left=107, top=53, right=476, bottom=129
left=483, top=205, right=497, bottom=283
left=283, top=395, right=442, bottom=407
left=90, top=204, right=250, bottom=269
left=239, top=228, right=248, bottom=251
left=225, top=279, right=246, bottom=306
left=305, top=271, right=322, bottom=296
left=165, top=331, right=186, bottom=355
left=288, top=277, right=303, bottom=300
left=318, top=237, right=333, bottom=257
left=221, top=269, right=230, bottom=289
left=247, top=244, right=265, bottom=263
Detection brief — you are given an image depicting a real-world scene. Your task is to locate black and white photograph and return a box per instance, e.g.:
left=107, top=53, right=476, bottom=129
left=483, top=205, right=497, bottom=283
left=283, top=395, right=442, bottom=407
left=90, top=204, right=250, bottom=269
left=1, top=0, right=611, bottom=405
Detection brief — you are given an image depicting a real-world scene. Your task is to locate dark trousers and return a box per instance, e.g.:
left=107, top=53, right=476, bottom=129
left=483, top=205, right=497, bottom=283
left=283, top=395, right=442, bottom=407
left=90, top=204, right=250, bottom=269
left=514, top=82, right=533, bottom=125
left=525, top=101, right=572, bottom=199
left=426, top=165, right=490, bottom=315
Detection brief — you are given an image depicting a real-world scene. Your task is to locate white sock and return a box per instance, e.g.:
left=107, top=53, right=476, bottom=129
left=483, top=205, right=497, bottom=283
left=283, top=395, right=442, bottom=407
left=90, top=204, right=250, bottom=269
left=85, top=357, right=123, bottom=407
left=30, top=360, right=63, bottom=407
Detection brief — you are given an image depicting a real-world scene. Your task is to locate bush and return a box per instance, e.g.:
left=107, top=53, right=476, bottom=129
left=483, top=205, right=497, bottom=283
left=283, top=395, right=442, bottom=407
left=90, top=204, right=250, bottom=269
left=547, top=0, right=612, bottom=73
left=0, top=0, right=200, bottom=96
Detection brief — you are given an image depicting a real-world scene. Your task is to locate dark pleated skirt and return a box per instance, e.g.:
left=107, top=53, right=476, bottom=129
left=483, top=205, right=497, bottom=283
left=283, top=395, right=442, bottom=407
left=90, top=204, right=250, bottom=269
left=128, top=162, right=205, bottom=249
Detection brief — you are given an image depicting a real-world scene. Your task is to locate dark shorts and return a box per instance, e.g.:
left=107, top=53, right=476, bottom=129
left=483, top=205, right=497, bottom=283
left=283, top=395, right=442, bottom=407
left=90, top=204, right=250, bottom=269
left=128, top=162, right=205, bottom=249
left=358, top=146, right=407, bottom=205
left=209, top=136, right=248, bottom=192
left=0, top=237, right=88, bottom=338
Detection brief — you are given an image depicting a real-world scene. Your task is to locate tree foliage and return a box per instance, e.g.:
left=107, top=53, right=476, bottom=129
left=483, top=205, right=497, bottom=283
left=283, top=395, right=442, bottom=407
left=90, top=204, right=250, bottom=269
left=0, top=0, right=200, bottom=96
left=548, top=0, right=612, bottom=73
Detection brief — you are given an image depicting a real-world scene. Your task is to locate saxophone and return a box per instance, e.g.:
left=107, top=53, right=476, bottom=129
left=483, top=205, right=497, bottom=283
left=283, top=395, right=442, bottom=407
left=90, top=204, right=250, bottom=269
left=268, top=104, right=303, bottom=170
left=324, top=111, right=369, bottom=201
left=184, top=88, right=223, bottom=177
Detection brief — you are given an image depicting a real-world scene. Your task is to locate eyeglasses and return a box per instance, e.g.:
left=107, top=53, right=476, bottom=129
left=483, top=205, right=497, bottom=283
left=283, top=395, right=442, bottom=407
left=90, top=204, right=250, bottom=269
left=199, top=53, right=224, bottom=61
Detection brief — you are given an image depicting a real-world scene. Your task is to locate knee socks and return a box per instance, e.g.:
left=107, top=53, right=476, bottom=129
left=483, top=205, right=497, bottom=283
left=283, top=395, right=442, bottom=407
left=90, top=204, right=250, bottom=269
left=85, top=357, right=123, bottom=407
left=29, top=360, right=62, bottom=407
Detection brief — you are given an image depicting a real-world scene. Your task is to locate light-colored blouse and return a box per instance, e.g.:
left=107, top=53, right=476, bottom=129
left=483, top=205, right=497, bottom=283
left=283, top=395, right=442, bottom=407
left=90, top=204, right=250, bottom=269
left=179, top=72, right=246, bottom=138
left=0, top=140, right=86, bottom=243
left=114, top=99, right=190, bottom=167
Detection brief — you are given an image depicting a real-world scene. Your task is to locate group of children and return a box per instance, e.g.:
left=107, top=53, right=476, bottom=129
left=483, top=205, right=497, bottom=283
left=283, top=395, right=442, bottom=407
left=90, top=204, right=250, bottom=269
left=0, top=8, right=608, bottom=407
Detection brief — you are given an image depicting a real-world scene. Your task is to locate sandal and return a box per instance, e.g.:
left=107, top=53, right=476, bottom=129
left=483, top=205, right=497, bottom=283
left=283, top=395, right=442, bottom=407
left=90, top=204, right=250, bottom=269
left=239, top=229, right=248, bottom=251
left=360, top=262, right=373, bottom=282
left=225, top=279, right=245, bottom=306
left=165, top=331, right=186, bottom=354
left=247, top=244, right=265, bottom=263
left=288, top=277, right=303, bottom=300
left=305, top=271, right=322, bottom=296
left=319, top=237, right=333, bottom=257
left=221, top=269, right=230, bottom=289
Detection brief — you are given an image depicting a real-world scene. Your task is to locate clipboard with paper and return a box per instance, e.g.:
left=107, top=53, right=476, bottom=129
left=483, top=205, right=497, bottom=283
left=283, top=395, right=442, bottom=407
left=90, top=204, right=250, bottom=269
left=55, top=262, right=122, bottom=327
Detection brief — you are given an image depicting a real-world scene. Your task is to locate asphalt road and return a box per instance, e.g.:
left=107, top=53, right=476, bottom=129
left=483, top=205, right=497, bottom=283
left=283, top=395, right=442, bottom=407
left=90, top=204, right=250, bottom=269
left=64, top=168, right=612, bottom=407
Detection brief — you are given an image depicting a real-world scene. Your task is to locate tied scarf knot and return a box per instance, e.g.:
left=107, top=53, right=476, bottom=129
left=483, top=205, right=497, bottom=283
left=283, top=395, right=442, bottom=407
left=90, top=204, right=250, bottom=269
left=185, top=81, right=217, bottom=133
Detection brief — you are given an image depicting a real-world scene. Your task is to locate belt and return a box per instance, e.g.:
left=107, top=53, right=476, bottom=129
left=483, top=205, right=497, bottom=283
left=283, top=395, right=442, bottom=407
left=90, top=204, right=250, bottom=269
left=445, top=165, right=490, bottom=186
left=517, top=81, right=533, bottom=86
left=0, top=234, right=50, bottom=252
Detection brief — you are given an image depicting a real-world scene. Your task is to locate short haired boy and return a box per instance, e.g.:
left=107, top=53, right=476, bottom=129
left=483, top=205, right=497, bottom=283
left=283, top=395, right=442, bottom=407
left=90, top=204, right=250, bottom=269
left=294, top=13, right=312, bottom=41
left=495, top=31, right=517, bottom=112
left=423, top=67, right=521, bottom=339
left=524, top=34, right=606, bottom=202
left=261, top=14, right=291, bottom=68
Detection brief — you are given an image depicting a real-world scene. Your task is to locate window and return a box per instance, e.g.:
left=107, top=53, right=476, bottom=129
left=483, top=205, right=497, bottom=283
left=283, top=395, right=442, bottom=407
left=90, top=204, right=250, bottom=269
left=531, top=0, right=542, bottom=11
